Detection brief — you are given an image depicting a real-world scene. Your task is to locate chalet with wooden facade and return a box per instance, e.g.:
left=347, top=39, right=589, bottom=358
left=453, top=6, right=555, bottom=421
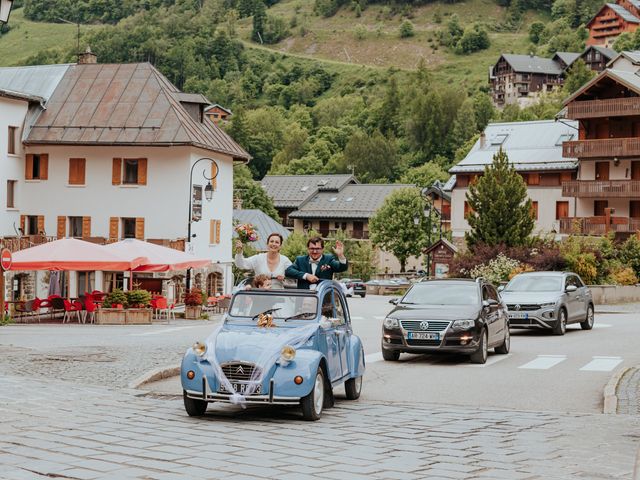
left=586, top=0, right=640, bottom=47
left=449, top=120, right=579, bottom=247
left=581, top=45, right=618, bottom=71
left=560, top=53, right=640, bottom=235
left=204, top=104, right=232, bottom=124
left=0, top=54, right=249, bottom=300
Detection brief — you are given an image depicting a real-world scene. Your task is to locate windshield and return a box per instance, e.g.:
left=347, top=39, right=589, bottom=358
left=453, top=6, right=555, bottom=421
left=401, top=283, right=479, bottom=305
left=228, top=292, right=318, bottom=320
left=506, top=276, right=562, bottom=292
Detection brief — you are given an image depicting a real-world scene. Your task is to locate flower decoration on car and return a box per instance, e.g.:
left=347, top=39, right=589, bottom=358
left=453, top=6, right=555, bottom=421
left=257, top=313, right=275, bottom=328
left=234, top=223, right=258, bottom=243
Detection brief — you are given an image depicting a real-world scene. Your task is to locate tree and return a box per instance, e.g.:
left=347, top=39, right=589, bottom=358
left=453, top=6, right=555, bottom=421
left=400, top=162, right=449, bottom=188
left=455, top=24, right=490, bottom=54
left=465, top=148, right=534, bottom=248
left=252, top=0, right=267, bottom=43
left=399, top=20, right=415, bottom=38
left=281, top=229, right=320, bottom=260
left=472, top=93, right=496, bottom=131
left=349, top=241, right=376, bottom=281
left=233, top=164, right=280, bottom=220
left=529, top=21, right=545, bottom=43
left=378, top=76, right=401, bottom=136
left=449, top=98, right=478, bottom=152
left=343, top=131, right=398, bottom=182
left=563, top=59, right=595, bottom=95
left=369, top=188, right=430, bottom=272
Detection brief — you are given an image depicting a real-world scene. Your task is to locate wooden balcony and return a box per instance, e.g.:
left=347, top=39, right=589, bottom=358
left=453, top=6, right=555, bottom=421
left=563, top=138, right=640, bottom=158
left=566, top=97, right=640, bottom=119
left=559, top=216, right=640, bottom=235
left=562, top=180, right=640, bottom=198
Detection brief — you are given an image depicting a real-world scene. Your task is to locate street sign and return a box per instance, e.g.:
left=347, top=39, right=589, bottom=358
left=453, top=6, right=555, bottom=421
left=0, top=248, right=11, bottom=271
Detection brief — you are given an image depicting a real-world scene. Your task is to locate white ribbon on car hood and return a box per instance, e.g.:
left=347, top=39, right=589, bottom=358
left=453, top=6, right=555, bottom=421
left=201, top=323, right=320, bottom=406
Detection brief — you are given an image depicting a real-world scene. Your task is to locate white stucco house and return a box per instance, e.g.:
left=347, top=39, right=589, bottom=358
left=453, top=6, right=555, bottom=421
left=0, top=54, right=250, bottom=300
left=449, top=120, right=579, bottom=247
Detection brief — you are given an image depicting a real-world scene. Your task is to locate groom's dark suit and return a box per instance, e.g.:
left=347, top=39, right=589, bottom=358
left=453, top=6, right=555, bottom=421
left=285, top=254, right=348, bottom=289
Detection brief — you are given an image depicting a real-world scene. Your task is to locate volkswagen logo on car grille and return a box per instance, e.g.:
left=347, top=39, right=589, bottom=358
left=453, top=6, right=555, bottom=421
left=420, top=321, right=429, bottom=330
left=514, top=304, right=521, bottom=311
left=236, top=366, right=245, bottom=375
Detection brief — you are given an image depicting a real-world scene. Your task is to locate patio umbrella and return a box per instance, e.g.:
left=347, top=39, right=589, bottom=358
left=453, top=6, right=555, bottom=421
left=103, top=239, right=211, bottom=272
left=9, top=238, right=148, bottom=271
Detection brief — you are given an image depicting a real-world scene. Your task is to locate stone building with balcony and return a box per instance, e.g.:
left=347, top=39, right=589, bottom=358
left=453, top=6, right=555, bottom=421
left=560, top=53, right=640, bottom=235
left=450, top=120, right=579, bottom=247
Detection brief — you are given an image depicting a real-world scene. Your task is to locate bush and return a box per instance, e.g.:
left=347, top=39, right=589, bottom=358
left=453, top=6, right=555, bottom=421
left=1, top=313, right=13, bottom=326
left=455, top=24, right=490, bottom=54
left=126, top=289, right=152, bottom=308
left=184, top=288, right=205, bottom=306
left=619, top=235, right=640, bottom=278
left=399, top=20, right=415, bottom=38
left=354, top=24, right=367, bottom=40
left=469, top=253, right=521, bottom=285
left=103, top=289, right=128, bottom=308
left=611, top=267, right=638, bottom=286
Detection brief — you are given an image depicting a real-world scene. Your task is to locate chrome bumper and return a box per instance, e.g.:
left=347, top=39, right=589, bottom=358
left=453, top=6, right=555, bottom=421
left=187, top=377, right=301, bottom=405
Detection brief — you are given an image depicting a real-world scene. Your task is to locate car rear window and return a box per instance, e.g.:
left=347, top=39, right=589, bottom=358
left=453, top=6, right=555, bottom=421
left=401, top=283, right=479, bottom=305
left=506, top=276, right=562, bottom=292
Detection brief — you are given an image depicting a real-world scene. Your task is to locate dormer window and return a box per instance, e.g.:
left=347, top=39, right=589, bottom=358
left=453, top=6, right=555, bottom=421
left=300, top=185, right=309, bottom=192
left=317, top=179, right=328, bottom=186
left=490, top=134, right=508, bottom=145
left=329, top=197, right=337, bottom=202
left=556, top=133, right=574, bottom=145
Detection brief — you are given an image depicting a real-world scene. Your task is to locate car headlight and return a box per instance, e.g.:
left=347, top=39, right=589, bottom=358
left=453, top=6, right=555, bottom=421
left=192, top=341, right=207, bottom=357
left=383, top=317, right=399, bottom=329
left=281, top=345, right=296, bottom=361
left=452, top=319, right=475, bottom=331
left=539, top=302, right=556, bottom=308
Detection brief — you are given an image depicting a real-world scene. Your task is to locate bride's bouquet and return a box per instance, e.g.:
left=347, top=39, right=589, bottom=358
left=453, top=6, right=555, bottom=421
left=234, top=223, right=258, bottom=243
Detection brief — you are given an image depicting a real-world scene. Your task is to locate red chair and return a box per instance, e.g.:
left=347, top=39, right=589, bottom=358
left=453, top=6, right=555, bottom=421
left=83, top=296, right=98, bottom=324
left=62, top=299, right=83, bottom=323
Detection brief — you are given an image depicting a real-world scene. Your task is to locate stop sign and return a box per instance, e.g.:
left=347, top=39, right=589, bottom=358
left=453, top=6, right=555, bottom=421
left=0, top=248, right=12, bottom=271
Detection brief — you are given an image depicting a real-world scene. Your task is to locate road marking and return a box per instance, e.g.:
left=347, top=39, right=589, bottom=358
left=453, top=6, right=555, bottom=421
left=518, top=355, right=567, bottom=370
left=579, top=356, right=623, bottom=372
left=129, top=326, right=195, bottom=336
left=592, top=323, right=612, bottom=329
left=365, top=352, right=384, bottom=364
left=467, top=354, right=511, bottom=368
left=374, top=316, right=385, bottom=320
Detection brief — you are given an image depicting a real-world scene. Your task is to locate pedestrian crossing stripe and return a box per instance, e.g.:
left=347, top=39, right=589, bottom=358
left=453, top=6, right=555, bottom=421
left=579, top=356, right=622, bottom=372
left=518, top=355, right=567, bottom=370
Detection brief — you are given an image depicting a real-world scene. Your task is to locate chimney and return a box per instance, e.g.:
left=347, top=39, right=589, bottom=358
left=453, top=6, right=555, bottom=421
left=78, top=46, right=97, bottom=64
left=480, top=132, right=486, bottom=148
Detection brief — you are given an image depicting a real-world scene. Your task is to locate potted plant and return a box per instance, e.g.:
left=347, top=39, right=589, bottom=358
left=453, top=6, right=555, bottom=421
left=184, top=288, right=204, bottom=319
left=125, top=289, right=153, bottom=325
left=97, top=289, right=128, bottom=325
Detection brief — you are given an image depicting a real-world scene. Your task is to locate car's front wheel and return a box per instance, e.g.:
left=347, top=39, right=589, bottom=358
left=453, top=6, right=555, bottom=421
left=183, top=391, right=208, bottom=417
left=495, top=325, right=510, bottom=354
left=382, top=347, right=400, bottom=361
left=580, top=304, right=594, bottom=330
left=553, top=308, right=567, bottom=336
left=470, top=330, right=488, bottom=364
left=344, top=376, right=362, bottom=400
left=301, top=368, right=325, bottom=421
left=359, top=293, right=366, bottom=298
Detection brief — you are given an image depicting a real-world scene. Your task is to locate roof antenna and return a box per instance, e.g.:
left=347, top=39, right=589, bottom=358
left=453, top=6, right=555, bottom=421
left=57, top=17, right=81, bottom=60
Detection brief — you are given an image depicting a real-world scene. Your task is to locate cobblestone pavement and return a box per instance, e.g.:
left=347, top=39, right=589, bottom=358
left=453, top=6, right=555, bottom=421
left=617, top=367, right=640, bottom=415
left=0, top=375, right=638, bottom=480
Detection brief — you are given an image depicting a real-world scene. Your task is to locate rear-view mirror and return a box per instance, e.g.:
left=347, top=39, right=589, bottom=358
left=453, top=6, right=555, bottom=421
left=497, top=285, right=504, bottom=292
left=389, top=298, right=399, bottom=305
left=565, top=285, right=578, bottom=293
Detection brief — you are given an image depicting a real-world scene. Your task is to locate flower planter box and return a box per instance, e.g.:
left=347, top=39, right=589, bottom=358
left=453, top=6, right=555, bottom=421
left=126, top=308, right=152, bottom=325
left=96, top=308, right=126, bottom=325
left=185, top=305, right=202, bottom=319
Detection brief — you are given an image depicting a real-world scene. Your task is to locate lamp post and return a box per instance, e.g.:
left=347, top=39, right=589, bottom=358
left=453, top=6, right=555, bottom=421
left=186, top=158, right=219, bottom=290
left=0, top=0, right=15, bottom=24
left=420, top=187, right=443, bottom=277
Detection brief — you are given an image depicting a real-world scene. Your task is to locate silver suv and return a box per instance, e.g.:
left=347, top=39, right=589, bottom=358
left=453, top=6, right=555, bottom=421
left=499, top=271, right=594, bottom=336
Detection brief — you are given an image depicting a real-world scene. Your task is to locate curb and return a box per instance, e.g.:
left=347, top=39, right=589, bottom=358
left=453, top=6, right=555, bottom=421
left=603, top=366, right=631, bottom=414
left=128, top=364, right=181, bottom=389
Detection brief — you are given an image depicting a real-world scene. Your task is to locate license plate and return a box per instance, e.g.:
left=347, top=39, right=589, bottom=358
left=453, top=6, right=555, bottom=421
left=407, top=332, right=439, bottom=340
left=509, top=312, right=529, bottom=319
left=218, top=383, right=261, bottom=395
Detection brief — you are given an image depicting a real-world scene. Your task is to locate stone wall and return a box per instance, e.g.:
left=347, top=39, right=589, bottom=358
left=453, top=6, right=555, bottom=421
left=589, top=285, right=640, bottom=304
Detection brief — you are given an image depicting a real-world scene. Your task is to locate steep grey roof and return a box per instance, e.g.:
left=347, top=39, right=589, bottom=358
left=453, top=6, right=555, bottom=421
left=606, top=3, right=640, bottom=22
left=175, top=92, right=210, bottom=104
left=591, top=46, right=617, bottom=60
left=0, top=64, right=71, bottom=101
left=563, top=67, right=640, bottom=104
left=423, top=180, right=451, bottom=202
left=23, top=63, right=249, bottom=160
left=289, top=184, right=415, bottom=219
left=261, top=174, right=358, bottom=208
left=554, top=52, right=581, bottom=67
left=232, top=209, right=290, bottom=252
left=450, top=120, right=578, bottom=174
left=442, top=175, right=456, bottom=191
left=607, top=50, right=640, bottom=67
left=500, top=54, right=564, bottom=75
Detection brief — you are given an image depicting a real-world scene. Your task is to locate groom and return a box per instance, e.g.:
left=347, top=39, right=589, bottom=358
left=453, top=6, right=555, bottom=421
left=285, top=237, right=348, bottom=289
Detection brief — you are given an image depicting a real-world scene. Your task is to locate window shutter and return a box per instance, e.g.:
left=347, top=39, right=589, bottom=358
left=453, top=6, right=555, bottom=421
left=57, top=216, right=66, bottom=239
left=25, top=154, right=34, bottom=180
left=211, top=163, right=218, bottom=191
left=20, top=215, right=25, bottom=234
left=40, top=154, right=49, bottom=180
left=109, top=217, right=119, bottom=239
left=209, top=220, right=215, bottom=244
left=69, top=158, right=86, bottom=185
left=112, top=158, right=122, bottom=185
left=135, top=217, right=145, bottom=240
left=37, top=215, right=45, bottom=235
left=215, top=220, right=221, bottom=244
left=138, top=158, right=147, bottom=185
left=82, top=216, right=91, bottom=238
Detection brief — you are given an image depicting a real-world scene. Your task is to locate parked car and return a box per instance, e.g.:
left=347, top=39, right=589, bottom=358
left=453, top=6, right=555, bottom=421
left=381, top=278, right=510, bottom=364
left=340, top=278, right=366, bottom=298
left=499, top=271, right=594, bottom=335
left=181, top=281, right=365, bottom=421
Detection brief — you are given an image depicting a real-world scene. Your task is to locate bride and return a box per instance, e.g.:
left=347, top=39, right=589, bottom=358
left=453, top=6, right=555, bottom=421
left=234, top=233, right=292, bottom=289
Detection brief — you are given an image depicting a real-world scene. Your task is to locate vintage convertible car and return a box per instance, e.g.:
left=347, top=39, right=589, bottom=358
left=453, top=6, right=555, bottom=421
left=181, top=280, right=365, bottom=421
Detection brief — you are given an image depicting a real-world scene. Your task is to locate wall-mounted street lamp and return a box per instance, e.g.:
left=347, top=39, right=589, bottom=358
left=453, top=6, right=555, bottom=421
left=0, top=0, right=15, bottom=24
